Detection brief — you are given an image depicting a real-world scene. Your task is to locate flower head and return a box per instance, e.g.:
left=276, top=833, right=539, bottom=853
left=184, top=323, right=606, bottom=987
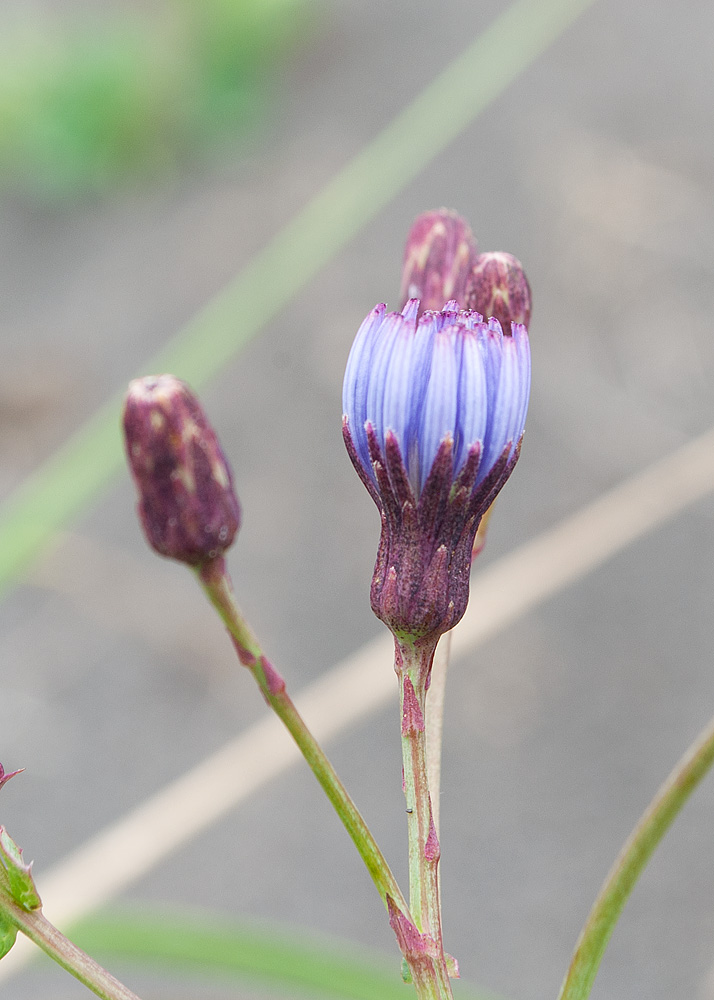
left=343, top=299, right=530, bottom=644
left=123, top=375, right=241, bottom=567
left=399, top=209, right=478, bottom=317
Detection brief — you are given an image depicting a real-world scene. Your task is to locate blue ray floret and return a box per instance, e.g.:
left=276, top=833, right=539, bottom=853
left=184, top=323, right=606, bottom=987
left=343, top=299, right=531, bottom=647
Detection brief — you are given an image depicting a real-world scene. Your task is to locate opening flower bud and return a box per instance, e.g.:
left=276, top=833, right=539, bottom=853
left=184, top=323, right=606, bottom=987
left=464, top=251, right=532, bottom=332
left=399, top=209, right=478, bottom=317
left=343, top=300, right=530, bottom=645
left=123, top=375, right=240, bottom=567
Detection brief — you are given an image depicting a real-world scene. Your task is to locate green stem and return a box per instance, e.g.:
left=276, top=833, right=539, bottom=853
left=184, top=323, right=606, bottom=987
left=0, top=891, right=142, bottom=1000
left=397, top=639, right=452, bottom=1000
left=409, top=959, right=454, bottom=1000
left=557, top=709, right=714, bottom=1000
left=425, top=632, right=451, bottom=836
left=197, top=557, right=410, bottom=920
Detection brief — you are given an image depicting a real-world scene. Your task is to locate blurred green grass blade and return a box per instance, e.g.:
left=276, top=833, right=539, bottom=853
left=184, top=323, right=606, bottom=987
left=0, top=0, right=314, bottom=196
left=71, top=908, right=497, bottom=1000
left=0, top=0, right=597, bottom=598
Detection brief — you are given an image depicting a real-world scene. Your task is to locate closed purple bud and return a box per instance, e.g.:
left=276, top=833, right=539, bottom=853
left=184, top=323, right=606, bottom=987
left=123, top=375, right=240, bottom=567
left=464, top=251, right=532, bottom=331
left=400, top=209, right=478, bottom=317
left=343, top=301, right=530, bottom=644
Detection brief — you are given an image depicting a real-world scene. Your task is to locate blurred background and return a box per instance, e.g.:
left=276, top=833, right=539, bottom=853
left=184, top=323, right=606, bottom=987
left=1, top=0, right=714, bottom=998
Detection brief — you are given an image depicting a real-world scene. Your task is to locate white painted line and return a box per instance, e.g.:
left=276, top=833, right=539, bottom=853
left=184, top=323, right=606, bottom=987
left=3, top=425, right=714, bottom=981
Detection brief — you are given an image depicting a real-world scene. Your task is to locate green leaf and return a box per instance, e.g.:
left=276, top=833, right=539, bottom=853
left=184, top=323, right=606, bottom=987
left=0, top=912, right=17, bottom=960
left=0, top=828, right=41, bottom=911
left=72, top=907, right=497, bottom=1000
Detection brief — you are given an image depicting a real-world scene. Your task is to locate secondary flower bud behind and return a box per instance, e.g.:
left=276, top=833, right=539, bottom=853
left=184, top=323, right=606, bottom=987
left=123, top=375, right=240, bottom=566
left=464, top=251, right=532, bottom=332
left=399, top=209, right=478, bottom=316
left=343, top=300, right=530, bottom=646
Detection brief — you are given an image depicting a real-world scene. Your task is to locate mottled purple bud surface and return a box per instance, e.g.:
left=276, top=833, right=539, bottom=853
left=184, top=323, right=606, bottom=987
left=123, top=375, right=240, bottom=566
left=343, top=300, right=530, bottom=644
left=400, top=209, right=478, bottom=316
left=464, top=251, right=532, bottom=332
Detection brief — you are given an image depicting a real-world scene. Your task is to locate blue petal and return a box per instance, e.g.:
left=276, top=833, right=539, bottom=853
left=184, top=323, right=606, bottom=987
left=365, top=311, right=405, bottom=454
left=381, top=314, right=417, bottom=459
left=417, top=324, right=458, bottom=490
left=401, top=298, right=420, bottom=322
left=454, top=327, right=488, bottom=473
left=477, top=319, right=503, bottom=420
left=511, top=323, right=532, bottom=441
left=343, top=303, right=387, bottom=475
left=480, top=323, right=530, bottom=480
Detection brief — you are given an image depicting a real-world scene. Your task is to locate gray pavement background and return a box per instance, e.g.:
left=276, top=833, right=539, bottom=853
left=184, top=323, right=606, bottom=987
left=1, top=0, right=714, bottom=998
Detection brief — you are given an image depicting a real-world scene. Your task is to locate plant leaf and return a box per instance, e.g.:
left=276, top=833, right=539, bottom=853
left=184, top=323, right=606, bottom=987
left=0, top=912, right=17, bottom=960
left=72, top=907, right=499, bottom=1000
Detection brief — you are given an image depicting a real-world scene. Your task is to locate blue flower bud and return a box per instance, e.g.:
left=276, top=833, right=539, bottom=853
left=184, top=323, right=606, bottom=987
left=343, top=300, right=530, bottom=644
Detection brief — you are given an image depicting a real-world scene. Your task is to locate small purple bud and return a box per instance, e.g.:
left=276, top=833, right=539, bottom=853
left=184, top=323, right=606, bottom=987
left=123, top=375, right=240, bottom=567
left=400, top=209, right=478, bottom=316
left=464, top=251, right=532, bottom=331
left=343, top=301, right=530, bottom=645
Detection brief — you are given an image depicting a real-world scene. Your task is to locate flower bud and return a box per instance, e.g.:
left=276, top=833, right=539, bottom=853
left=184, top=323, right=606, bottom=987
left=343, top=300, right=530, bottom=645
left=399, top=209, right=478, bottom=316
left=464, top=251, right=532, bottom=331
left=123, top=375, right=240, bottom=567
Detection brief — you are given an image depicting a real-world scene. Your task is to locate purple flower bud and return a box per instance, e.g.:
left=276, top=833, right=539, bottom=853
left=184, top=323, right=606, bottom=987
left=464, top=251, right=532, bottom=332
left=343, top=300, right=530, bottom=644
left=399, top=209, right=478, bottom=317
left=123, top=375, right=241, bottom=567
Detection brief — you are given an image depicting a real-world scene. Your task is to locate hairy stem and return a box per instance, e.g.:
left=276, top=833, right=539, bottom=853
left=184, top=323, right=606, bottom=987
left=397, top=638, right=452, bottom=999
left=558, top=709, right=714, bottom=1000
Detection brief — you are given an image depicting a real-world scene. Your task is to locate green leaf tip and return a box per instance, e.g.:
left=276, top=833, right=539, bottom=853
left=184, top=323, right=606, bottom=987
left=0, top=827, right=42, bottom=911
